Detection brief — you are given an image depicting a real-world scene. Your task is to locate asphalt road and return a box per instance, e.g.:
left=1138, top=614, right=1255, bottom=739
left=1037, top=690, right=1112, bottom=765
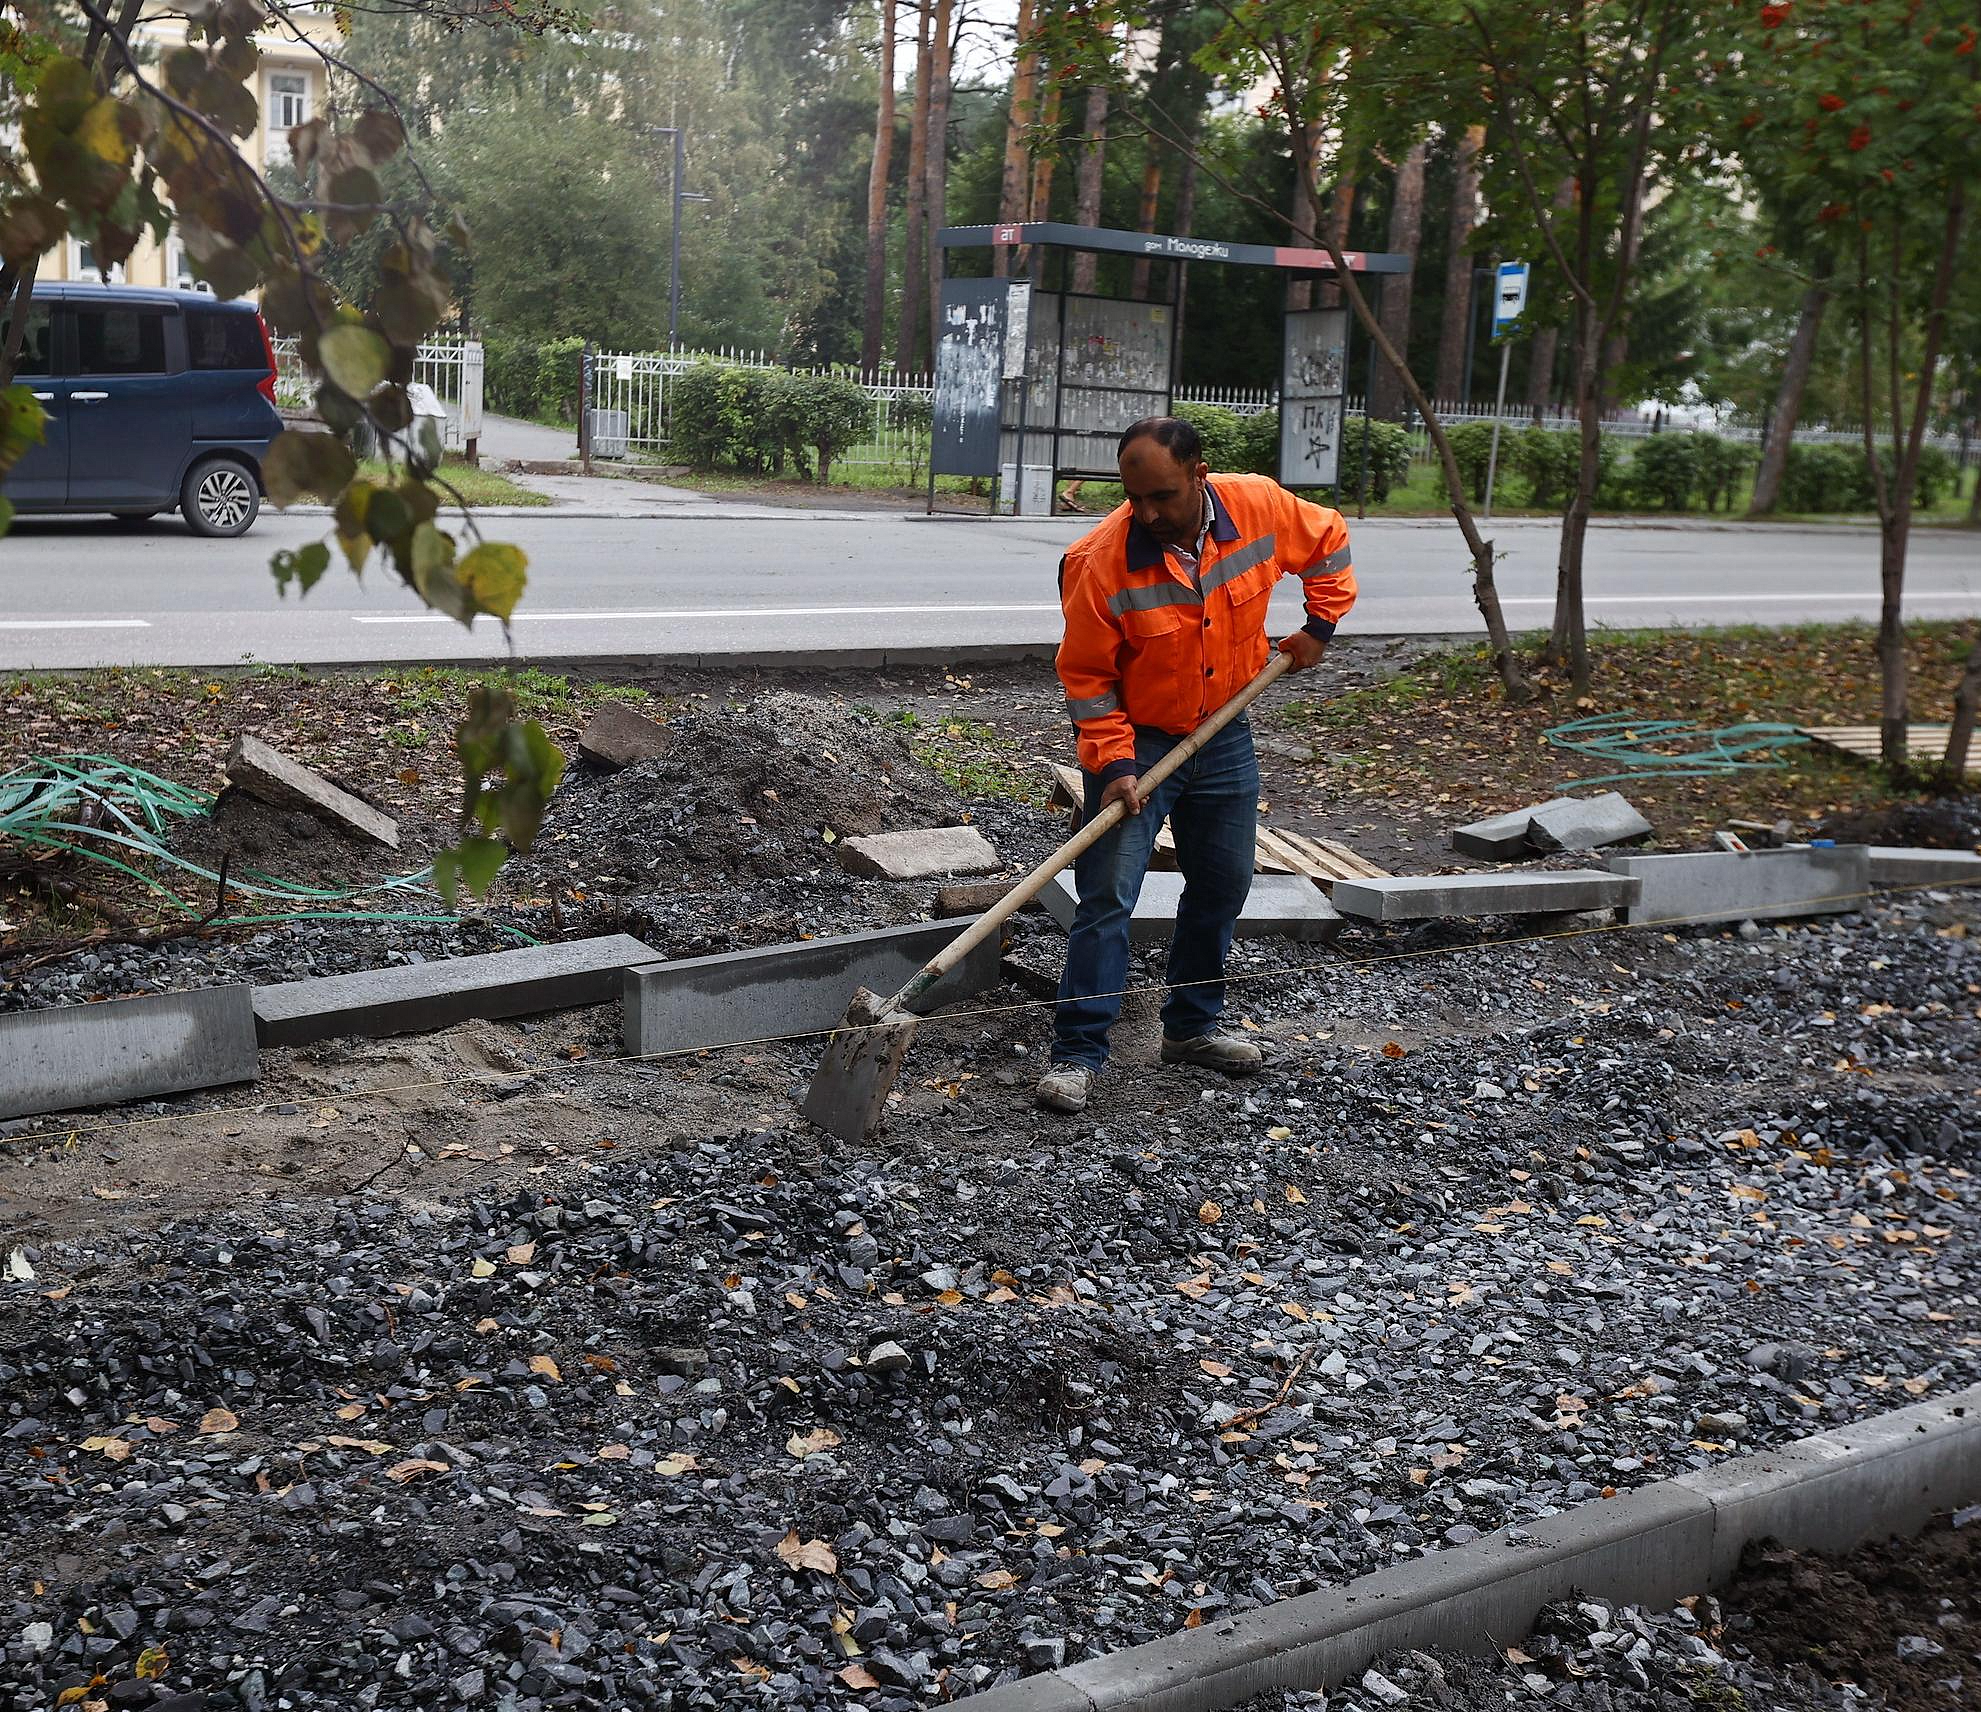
left=0, top=506, right=1975, bottom=670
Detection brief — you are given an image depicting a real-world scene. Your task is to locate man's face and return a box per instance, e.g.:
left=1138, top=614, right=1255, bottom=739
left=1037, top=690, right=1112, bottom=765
left=1119, top=438, right=1208, bottom=547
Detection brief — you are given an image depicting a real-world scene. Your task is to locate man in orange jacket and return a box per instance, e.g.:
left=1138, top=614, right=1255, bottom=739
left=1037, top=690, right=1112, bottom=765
left=1038, top=415, right=1358, bottom=1114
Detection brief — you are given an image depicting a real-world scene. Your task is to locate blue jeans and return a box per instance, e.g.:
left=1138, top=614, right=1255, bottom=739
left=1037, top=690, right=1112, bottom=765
left=1051, top=717, right=1259, bottom=1070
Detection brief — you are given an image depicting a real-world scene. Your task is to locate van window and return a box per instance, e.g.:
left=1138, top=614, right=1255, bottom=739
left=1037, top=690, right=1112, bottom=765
left=187, top=309, right=265, bottom=371
left=74, top=307, right=169, bottom=377
left=0, top=305, right=53, bottom=377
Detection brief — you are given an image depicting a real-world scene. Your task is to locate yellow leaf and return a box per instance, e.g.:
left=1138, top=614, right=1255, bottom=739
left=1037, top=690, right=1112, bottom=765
left=196, top=1407, right=239, bottom=1436
left=596, top=1443, right=632, bottom=1461
left=1198, top=1201, right=1222, bottom=1224
left=528, top=1355, right=562, bottom=1382
left=326, top=1435, right=392, bottom=1455
left=134, top=1647, right=169, bottom=1680
left=976, top=1568, right=1018, bottom=1590
left=1284, top=1184, right=1307, bottom=1203
left=1575, top=1215, right=1609, bottom=1228
left=656, top=1452, right=699, bottom=1476
left=786, top=1426, right=843, bottom=1460
left=470, top=1258, right=497, bottom=1278
left=384, top=1458, right=449, bottom=1482
left=775, top=1530, right=838, bottom=1574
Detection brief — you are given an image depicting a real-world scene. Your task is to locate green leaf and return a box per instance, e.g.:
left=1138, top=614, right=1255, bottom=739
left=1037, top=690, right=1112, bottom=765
left=458, top=542, right=528, bottom=622
left=433, top=835, right=507, bottom=904
left=318, top=325, right=389, bottom=398
left=0, top=496, right=13, bottom=536
left=262, top=430, right=357, bottom=507
left=364, top=488, right=410, bottom=541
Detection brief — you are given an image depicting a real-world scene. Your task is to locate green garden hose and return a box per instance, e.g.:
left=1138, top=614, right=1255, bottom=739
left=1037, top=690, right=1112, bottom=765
left=1545, top=714, right=1811, bottom=790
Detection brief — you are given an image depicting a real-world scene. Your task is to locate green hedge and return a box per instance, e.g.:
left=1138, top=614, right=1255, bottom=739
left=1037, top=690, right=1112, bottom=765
left=1774, top=440, right=1957, bottom=512
left=667, top=362, right=882, bottom=483
left=1627, top=432, right=1753, bottom=512
left=1172, top=403, right=1412, bottom=501
left=484, top=334, right=585, bottom=422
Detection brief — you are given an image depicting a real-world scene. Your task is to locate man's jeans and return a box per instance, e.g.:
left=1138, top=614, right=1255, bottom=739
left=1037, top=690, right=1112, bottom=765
left=1051, top=717, right=1258, bottom=1070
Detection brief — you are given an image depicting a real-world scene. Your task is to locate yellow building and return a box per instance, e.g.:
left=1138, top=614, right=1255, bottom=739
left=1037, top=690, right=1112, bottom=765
left=47, top=9, right=336, bottom=289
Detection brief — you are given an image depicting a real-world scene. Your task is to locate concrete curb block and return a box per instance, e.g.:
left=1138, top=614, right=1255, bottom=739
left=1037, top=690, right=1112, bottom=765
left=0, top=986, right=258, bottom=1121
left=952, top=1386, right=1981, bottom=1711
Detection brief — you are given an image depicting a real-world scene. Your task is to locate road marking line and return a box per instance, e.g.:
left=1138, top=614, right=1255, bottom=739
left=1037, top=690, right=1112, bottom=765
left=1501, top=591, right=1974, bottom=605
left=0, top=619, right=152, bottom=629
left=351, top=603, right=1066, bottom=624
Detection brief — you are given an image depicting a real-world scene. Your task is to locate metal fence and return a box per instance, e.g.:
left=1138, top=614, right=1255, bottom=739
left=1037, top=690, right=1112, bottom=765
left=583, top=346, right=934, bottom=471
left=271, top=334, right=484, bottom=454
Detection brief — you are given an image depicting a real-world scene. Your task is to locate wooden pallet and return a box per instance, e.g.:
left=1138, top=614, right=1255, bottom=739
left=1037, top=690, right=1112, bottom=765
left=1801, top=724, right=1977, bottom=775
left=1041, top=761, right=1389, bottom=885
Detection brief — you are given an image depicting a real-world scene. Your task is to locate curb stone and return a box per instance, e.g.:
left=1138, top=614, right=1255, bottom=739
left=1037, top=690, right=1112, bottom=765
left=949, top=1385, right=1981, bottom=1711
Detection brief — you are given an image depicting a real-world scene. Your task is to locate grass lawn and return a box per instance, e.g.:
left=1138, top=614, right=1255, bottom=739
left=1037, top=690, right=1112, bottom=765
left=356, top=457, right=552, bottom=509
left=1271, top=620, right=1980, bottom=854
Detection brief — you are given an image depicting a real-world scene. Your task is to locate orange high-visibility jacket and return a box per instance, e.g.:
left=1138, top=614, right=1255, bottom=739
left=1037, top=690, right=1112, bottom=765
left=1056, top=473, right=1357, bottom=780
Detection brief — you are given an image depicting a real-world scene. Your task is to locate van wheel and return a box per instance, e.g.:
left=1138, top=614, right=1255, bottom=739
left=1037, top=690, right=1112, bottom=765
left=182, top=457, right=260, bottom=537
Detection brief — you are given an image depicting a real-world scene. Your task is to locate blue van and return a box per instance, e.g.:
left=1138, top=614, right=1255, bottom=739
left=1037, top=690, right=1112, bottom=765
left=3, top=282, right=285, bottom=537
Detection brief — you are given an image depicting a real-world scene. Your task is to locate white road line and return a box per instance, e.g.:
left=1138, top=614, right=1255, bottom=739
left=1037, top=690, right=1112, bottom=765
left=351, top=603, right=1065, bottom=624
left=1501, top=591, right=1975, bottom=606
left=0, top=619, right=151, bottom=629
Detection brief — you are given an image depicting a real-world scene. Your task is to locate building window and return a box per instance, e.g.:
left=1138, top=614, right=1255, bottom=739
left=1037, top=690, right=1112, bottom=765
left=69, top=238, right=125, bottom=283
left=165, top=238, right=212, bottom=293
left=267, top=72, right=310, bottom=159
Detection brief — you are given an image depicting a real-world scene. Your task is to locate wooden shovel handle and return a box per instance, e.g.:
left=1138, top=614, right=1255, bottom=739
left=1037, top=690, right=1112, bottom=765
left=888, top=651, right=1295, bottom=1016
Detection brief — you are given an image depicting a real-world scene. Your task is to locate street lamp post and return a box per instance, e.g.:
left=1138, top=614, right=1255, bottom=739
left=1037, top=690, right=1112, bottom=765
left=648, top=127, right=711, bottom=350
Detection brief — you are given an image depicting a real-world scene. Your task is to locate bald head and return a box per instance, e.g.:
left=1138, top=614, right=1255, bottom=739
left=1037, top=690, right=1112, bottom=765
left=1118, top=417, right=1208, bottom=546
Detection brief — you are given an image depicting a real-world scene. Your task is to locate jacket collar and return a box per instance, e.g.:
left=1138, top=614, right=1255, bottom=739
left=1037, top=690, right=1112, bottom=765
left=1123, top=478, right=1240, bottom=573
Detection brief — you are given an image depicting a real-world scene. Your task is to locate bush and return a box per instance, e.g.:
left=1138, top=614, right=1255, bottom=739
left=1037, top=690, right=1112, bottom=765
left=793, top=373, right=875, bottom=484
left=1694, top=434, right=1752, bottom=512
left=1512, top=425, right=1624, bottom=511
left=1444, top=421, right=1508, bottom=502
left=668, top=364, right=888, bottom=482
left=1627, top=432, right=1704, bottom=510
left=1235, top=408, right=1280, bottom=477
left=1913, top=443, right=1957, bottom=508
left=1778, top=442, right=1874, bottom=512
left=1174, top=402, right=1255, bottom=473
left=481, top=333, right=586, bottom=422
left=1335, top=417, right=1415, bottom=503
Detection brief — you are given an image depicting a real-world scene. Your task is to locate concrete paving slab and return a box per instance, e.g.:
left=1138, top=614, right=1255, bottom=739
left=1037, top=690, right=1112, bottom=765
left=1331, top=870, right=1637, bottom=922
left=1041, top=872, right=1344, bottom=944
left=839, top=825, right=1002, bottom=880
left=1526, top=791, right=1652, bottom=852
left=576, top=701, right=669, bottom=770
left=253, top=934, right=659, bottom=1046
left=0, top=986, right=258, bottom=1120
left=624, top=918, right=1003, bottom=1059
left=1610, top=844, right=1869, bottom=926
left=225, top=733, right=399, bottom=849
left=1865, top=845, right=1981, bottom=890
left=1450, top=797, right=1578, bottom=860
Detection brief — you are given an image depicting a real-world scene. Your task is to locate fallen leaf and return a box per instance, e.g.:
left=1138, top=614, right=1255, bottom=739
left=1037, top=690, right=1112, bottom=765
left=656, top=1452, right=699, bottom=1476
left=786, top=1426, right=843, bottom=1460
left=1198, top=1201, right=1223, bottom=1224
left=196, top=1408, right=239, bottom=1436
left=976, top=1568, right=1018, bottom=1590
left=581, top=1511, right=618, bottom=1526
left=838, top=1663, right=879, bottom=1689
left=1175, top=1273, right=1212, bottom=1299
left=596, top=1442, right=631, bottom=1461
left=775, top=1530, right=838, bottom=1574
left=1267, top=1126, right=1294, bottom=1142
left=1284, top=1185, right=1307, bottom=1204
left=506, top=1242, right=536, bottom=1264
left=326, top=1435, right=392, bottom=1455
left=1199, top=1359, right=1233, bottom=1378
left=80, top=1435, right=132, bottom=1462
left=470, top=1258, right=497, bottom=1278
left=528, top=1355, right=562, bottom=1382
left=134, top=1646, right=169, bottom=1680
left=1575, top=1214, right=1610, bottom=1228
left=1381, top=1041, right=1407, bottom=1058
left=1183, top=1608, right=1204, bottom=1629
left=385, top=1458, right=449, bottom=1483
left=335, top=1403, right=367, bottom=1421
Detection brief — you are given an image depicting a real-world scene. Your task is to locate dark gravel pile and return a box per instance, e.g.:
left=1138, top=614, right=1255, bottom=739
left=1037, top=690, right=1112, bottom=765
left=1818, top=793, right=1981, bottom=851
left=2, top=886, right=1976, bottom=1711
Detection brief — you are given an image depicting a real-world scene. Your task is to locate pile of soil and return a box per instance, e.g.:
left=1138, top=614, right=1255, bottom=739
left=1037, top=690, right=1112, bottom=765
left=1819, top=794, right=1981, bottom=851
left=168, top=787, right=435, bottom=896
left=1731, top=1515, right=1980, bottom=1705
left=507, top=691, right=965, bottom=895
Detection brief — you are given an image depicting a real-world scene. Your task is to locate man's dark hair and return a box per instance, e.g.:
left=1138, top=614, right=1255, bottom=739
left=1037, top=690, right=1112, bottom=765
left=1118, top=415, right=1203, bottom=465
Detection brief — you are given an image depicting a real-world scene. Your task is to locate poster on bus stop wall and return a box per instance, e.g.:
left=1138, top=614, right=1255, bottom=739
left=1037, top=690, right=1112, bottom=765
left=931, top=279, right=1009, bottom=477
left=1278, top=308, right=1349, bottom=488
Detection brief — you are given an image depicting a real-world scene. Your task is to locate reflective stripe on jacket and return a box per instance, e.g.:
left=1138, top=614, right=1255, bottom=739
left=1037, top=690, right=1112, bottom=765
left=1055, top=473, right=1357, bottom=780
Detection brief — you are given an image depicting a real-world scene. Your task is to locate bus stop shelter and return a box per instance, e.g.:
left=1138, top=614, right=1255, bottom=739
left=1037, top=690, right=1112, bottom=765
left=929, top=221, right=1411, bottom=515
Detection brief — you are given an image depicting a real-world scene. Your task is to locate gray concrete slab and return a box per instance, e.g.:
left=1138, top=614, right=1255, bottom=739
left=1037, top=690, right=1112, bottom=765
left=1526, top=791, right=1652, bottom=852
left=623, top=918, right=1002, bottom=1060
left=225, top=733, right=399, bottom=849
left=1041, top=872, right=1344, bottom=944
left=1331, top=870, right=1638, bottom=922
left=839, top=825, right=1002, bottom=881
left=1610, top=844, right=1869, bottom=926
left=252, top=934, right=660, bottom=1046
left=0, top=986, right=258, bottom=1120
left=1450, top=800, right=1570, bottom=860
left=1865, top=845, right=1981, bottom=890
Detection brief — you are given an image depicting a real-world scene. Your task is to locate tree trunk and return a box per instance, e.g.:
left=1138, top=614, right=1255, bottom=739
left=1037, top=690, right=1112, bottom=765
left=893, top=0, right=932, bottom=375
left=1549, top=298, right=1600, bottom=692
left=1876, top=515, right=1910, bottom=766
left=1525, top=326, right=1558, bottom=417
left=1944, top=637, right=1981, bottom=783
left=1028, top=75, right=1062, bottom=220
left=860, top=0, right=897, bottom=373
left=1317, top=170, right=1356, bottom=309
left=1370, top=139, right=1427, bottom=422
left=1433, top=122, right=1484, bottom=402
left=1129, top=152, right=1162, bottom=299
left=1747, top=277, right=1829, bottom=516
left=1069, top=83, right=1108, bottom=293
left=1171, top=152, right=1198, bottom=383
left=1286, top=122, right=1318, bottom=312
left=923, top=0, right=955, bottom=357
left=993, top=0, right=1037, bottom=280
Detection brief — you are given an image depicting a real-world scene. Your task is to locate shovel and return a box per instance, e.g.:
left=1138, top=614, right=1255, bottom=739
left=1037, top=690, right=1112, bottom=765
left=800, top=652, right=1295, bottom=1141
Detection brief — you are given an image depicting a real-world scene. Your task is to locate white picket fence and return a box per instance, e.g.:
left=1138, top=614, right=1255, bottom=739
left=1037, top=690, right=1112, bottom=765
left=270, top=334, right=484, bottom=454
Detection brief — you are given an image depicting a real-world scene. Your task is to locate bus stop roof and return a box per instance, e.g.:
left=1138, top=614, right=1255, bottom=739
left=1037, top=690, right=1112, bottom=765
left=937, top=221, right=1412, bottom=275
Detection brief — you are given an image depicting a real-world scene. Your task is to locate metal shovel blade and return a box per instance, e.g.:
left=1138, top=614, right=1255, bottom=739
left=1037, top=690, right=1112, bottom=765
left=799, top=987, right=922, bottom=1142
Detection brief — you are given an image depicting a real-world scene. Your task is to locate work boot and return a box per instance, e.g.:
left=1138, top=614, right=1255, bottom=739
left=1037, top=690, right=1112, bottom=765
left=1034, top=1063, right=1095, bottom=1113
left=1161, top=1031, right=1263, bottom=1075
